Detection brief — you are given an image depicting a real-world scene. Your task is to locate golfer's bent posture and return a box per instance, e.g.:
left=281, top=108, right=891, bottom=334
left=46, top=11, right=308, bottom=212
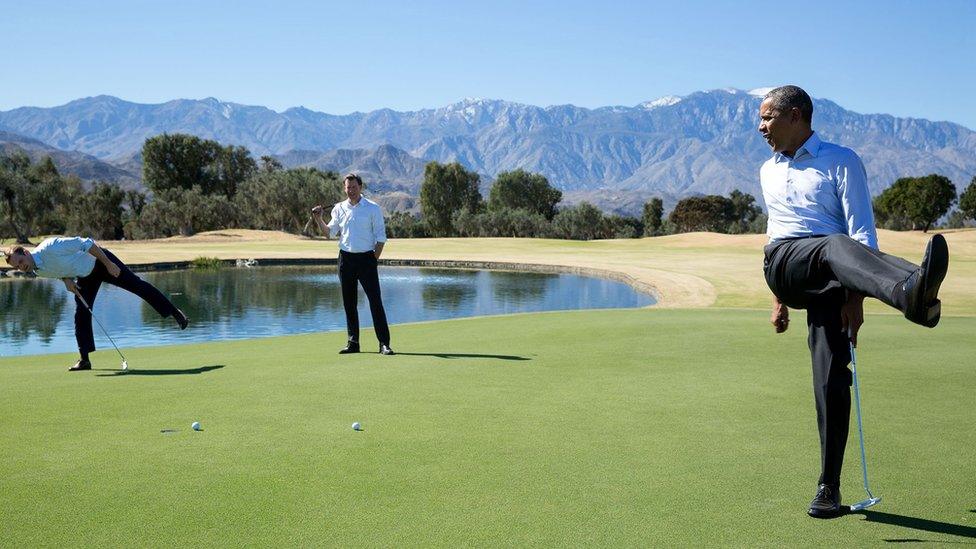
left=312, top=173, right=394, bottom=355
left=4, top=237, right=188, bottom=370
left=758, top=86, right=948, bottom=518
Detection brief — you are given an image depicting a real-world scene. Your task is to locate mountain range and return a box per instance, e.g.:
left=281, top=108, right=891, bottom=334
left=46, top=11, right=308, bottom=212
left=1, top=89, right=974, bottom=215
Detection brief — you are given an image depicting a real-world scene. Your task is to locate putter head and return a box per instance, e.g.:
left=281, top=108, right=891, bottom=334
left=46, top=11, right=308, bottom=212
left=121, top=360, right=128, bottom=371
left=849, top=496, right=882, bottom=511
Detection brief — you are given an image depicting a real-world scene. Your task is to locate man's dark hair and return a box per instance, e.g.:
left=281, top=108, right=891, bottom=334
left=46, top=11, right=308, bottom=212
left=3, top=245, right=25, bottom=264
left=763, top=85, right=813, bottom=124
left=343, top=173, right=364, bottom=187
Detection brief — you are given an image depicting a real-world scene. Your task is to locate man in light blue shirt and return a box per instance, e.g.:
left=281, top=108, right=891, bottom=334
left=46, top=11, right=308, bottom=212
left=4, top=237, right=188, bottom=370
left=311, top=173, right=394, bottom=356
left=758, top=85, right=949, bottom=518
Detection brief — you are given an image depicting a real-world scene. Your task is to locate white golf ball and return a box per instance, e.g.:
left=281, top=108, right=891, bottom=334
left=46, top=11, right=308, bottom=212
left=191, top=421, right=201, bottom=431
left=352, top=422, right=362, bottom=431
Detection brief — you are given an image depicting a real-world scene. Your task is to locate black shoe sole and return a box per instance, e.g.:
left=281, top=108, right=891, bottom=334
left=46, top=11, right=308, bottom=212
left=808, top=508, right=845, bottom=519
left=920, top=234, right=948, bottom=328
left=906, top=234, right=949, bottom=328
left=338, top=348, right=360, bottom=354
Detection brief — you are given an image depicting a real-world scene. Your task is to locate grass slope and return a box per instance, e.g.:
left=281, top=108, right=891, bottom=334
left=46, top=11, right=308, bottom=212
left=2, top=309, right=974, bottom=546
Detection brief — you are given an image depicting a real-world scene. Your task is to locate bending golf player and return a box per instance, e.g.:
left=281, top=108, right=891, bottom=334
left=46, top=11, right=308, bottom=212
left=4, top=237, right=188, bottom=370
left=311, top=173, right=394, bottom=356
left=757, top=86, right=949, bottom=518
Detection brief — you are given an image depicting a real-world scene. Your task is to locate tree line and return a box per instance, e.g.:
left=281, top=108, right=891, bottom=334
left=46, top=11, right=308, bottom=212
left=2, top=133, right=975, bottom=244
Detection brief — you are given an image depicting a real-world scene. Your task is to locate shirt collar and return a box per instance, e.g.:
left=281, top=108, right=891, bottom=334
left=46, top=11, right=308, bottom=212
left=30, top=251, right=43, bottom=272
left=794, top=132, right=821, bottom=159
left=773, top=132, right=821, bottom=162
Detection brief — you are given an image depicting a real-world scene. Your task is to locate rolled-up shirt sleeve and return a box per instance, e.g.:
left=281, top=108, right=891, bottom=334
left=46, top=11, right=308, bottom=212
left=837, top=153, right=879, bottom=250
left=327, top=204, right=341, bottom=235
left=79, top=237, right=95, bottom=252
left=373, top=205, right=387, bottom=243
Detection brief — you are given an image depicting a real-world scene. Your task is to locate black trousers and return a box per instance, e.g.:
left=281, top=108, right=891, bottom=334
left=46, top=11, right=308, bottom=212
left=763, top=234, right=918, bottom=486
left=338, top=250, right=391, bottom=346
left=75, top=249, right=179, bottom=354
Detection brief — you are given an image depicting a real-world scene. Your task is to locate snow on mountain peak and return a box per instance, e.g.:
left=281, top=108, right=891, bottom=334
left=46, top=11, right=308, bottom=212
left=640, top=95, right=682, bottom=109
left=748, top=87, right=775, bottom=97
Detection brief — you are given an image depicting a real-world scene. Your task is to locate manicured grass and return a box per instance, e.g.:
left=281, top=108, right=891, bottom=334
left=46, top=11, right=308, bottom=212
left=2, top=309, right=974, bottom=546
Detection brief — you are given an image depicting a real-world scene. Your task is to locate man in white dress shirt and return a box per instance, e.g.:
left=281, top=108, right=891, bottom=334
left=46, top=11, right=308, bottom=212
left=758, top=85, right=949, bottom=518
left=4, top=236, right=188, bottom=370
left=312, top=173, right=394, bottom=355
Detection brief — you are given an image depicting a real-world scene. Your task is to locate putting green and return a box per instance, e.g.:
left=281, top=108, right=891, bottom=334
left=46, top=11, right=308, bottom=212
left=1, top=309, right=973, bottom=546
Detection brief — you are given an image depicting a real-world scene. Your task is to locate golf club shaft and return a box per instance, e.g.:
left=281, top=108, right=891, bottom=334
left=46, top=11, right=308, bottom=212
left=76, top=292, right=127, bottom=362
left=850, top=341, right=875, bottom=500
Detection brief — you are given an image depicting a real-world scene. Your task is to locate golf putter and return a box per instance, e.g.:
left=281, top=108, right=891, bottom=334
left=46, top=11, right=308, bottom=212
left=848, top=337, right=881, bottom=511
left=76, top=292, right=129, bottom=371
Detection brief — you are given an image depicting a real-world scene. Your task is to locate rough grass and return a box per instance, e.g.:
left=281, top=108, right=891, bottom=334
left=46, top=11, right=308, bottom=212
left=2, top=309, right=974, bottom=546
left=86, top=228, right=976, bottom=314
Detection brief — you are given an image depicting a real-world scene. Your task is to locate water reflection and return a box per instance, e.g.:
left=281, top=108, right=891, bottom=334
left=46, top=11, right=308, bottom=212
left=0, top=266, right=654, bottom=357
left=421, top=269, right=478, bottom=311
left=0, top=278, right=69, bottom=344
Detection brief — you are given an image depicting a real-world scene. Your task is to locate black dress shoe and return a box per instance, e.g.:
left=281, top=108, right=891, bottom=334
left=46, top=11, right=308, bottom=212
left=68, top=359, right=92, bottom=372
left=339, top=342, right=360, bottom=354
left=173, top=308, right=189, bottom=330
left=903, top=234, right=949, bottom=328
left=808, top=484, right=843, bottom=518
left=379, top=344, right=395, bottom=356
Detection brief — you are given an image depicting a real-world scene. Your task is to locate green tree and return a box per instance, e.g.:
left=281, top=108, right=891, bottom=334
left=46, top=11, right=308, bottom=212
left=142, top=133, right=220, bottom=194
left=385, top=211, right=429, bottom=238
left=959, top=176, right=976, bottom=223
left=64, top=182, right=126, bottom=240
left=873, top=174, right=956, bottom=232
left=214, top=145, right=258, bottom=199
left=0, top=153, right=70, bottom=243
left=550, top=202, right=606, bottom=240
left=487, top=169, right=562, bottom=220
left=668, top=195, right=736, bottom=233
left=642, top=198, right=664, bottom=236
left=605, top=214, right=643, bottom=239
left=134, top=186, right=238, bottom=238
left=727, top=189, right=763, bottom=234
left=260, top=155, right=283, bottom=173
left=452, top=208, right=550, bottom=238
left=236, top=168, right=343, bottom=233
left=419, top=161, right=482, bottom=237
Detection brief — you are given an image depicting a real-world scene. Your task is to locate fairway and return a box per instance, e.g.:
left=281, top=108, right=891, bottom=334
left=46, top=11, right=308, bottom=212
left=2, top=309, right=974, bottom=546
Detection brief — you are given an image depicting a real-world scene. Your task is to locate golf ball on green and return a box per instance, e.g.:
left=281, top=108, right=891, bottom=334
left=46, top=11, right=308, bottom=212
left=191, top=421, right=201, bottom=431
left=352, top=422, right=362, bottom=431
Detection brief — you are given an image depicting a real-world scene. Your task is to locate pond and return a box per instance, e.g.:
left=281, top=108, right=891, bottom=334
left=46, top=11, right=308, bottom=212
left=0, top=265, right=655, bottom=357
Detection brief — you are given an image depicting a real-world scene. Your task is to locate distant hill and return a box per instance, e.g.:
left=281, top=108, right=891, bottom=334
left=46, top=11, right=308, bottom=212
left=0, top=130, right=140, bottom=189
left=274, top=144, right=428, bottom=193
left=2, top=91, right=975, bottom=215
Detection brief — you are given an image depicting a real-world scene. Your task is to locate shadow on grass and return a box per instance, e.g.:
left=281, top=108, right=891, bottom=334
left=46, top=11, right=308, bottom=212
left=392, top=352, right=530, bottom=361
left=853, top=510, right=976, bottom=542
left=95, top=365, right=225, bottom=377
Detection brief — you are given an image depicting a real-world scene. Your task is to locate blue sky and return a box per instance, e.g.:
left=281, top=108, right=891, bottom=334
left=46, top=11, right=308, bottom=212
left=1, top=0, right=974, bottom=129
